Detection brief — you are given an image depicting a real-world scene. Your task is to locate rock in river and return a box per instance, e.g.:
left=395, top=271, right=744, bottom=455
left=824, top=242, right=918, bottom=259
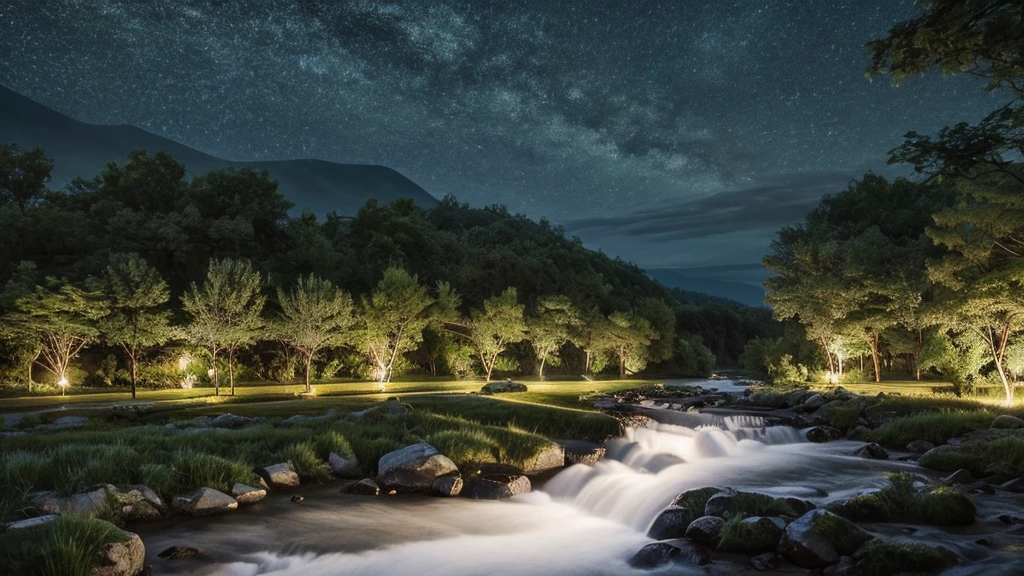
left=685, top=515, right=725, bottom=546
left=779, top=509, right=872, bottom=568
left=629, top=539, right=710, bottom=569
left=257, top=462, right=301, bottom=489
left=462, top=474, right=531, bottom=499
left=376, top=443, right=459, bottom=492
left=231, top=482, right=266, bottom=504
left=92, top=532, right=145, bottom=576
left=328, top=452, right=362, bottom=479
left=647, top=506, right=692, bottom=540
left=173, top=487, right=238, bottom=516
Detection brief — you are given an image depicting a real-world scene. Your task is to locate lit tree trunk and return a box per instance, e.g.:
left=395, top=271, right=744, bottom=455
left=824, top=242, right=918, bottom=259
left=304, top=351, right=314, bottom=394
left=819, top=336, right=836, bottom=374
left=867, top=329, right=881, bottom=383
left=211, top=348, right=219, bottom=397
left=228, top=347, right=236, bottom=396
left=915, top=329, right=923, bottom=381
left=584, top=349, right=591, bottom=376
left=538, top=351, right=547, bottom=379
left=124, top=344, right=138, bottom=400
left=983, top=323, right=1013, bottom=404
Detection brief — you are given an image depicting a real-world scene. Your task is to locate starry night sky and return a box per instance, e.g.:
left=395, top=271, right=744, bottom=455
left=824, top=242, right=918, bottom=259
left=0, top=1, right=1006, bottom=272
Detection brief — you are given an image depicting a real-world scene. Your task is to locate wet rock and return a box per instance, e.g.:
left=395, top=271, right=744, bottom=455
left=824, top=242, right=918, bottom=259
left=376, top=443, right=459, bottom=492
left=998, top=514, right=1023, bottom=525
left=647, top=506, right=692, bottom=540
left=231, top=482, right=266, bottom=504
left=905, top=439, right=935, bottom=453
left=685, top=515, right=725, bottom=545
left=628, top=539, right=710, bottom=569
left=719, top=516, right=786, bottom=554
left=1000, top=478, right=1024, bottom=493
left=852, top=540, right=957, bottom=576
left=328, top=452, right=362, bottom=479
left=965, top=482, right=995, bottom=495
left=823, top=556, right=857, bottom=576
left=991, top=415, right=1024, bottom=429
left=782, top=497, right=817, bottom=516
left=520, top=442, right=565, bottom=475
left=846, top=425, right=871, bottom=441
left=556, top=439, right=606, bottom=466
left=175, top=487, right=238, bottom=516
left=431, top=475, right=463, bottom=497
left=806, top=426, right=843, bottom=443
left=257, top=462, right=301, bottom=489
left=784, top=390, right=814, bottom=408
left=480, top=380, right=528, bottom=394
left=779, top=510, right=872, bottom=568
left=4, top=514, right=58, bottom=530
left=750, top=552, right=779, bottom=571
left=462, top=474, right=531, bottom=500
left=704, top=492, right=735, bottom=517
left=341, top=478, right=381, bottom=496
left=803, top=393, right=827, bottom=410
left=290, top=495, right=304, bottom=503
left=93, top=532, right=145, bottom=576
left=129, top=485, right=164, bottom=512
left=158, top=546, right=204, bottom=560
left=32, top=484, right=116, bottom=517
left=855, top=443, right=889, bottom=460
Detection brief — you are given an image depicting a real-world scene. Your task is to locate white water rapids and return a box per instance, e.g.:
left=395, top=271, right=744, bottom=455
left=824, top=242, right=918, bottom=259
left=137, top=412, right=1022, bottom=576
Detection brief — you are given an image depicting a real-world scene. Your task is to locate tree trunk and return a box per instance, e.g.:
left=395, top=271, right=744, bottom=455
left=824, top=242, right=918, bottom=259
left=915, top=329, right=923, bottom=381
left=868, top=330, right=881, bottom=383
left=305, top=353, right=313, bottom=394
left=984, top=325, right=1014, bottom=404
left=27, top=359, right=33, bottom=393
left=485, top=358, right=494, bottom=382
left=228, top=348, right=236, bottom=396
left=212, top=349, right=219, bottom=397
left=128, top=348, right=138, bottom=400
left=618, top=347, right=625, bottom=378
left=819, top=336, right=836, bottom=374
left=584, top=349, right=591, bottom=375
left=538, top=354, right=547, bottom=379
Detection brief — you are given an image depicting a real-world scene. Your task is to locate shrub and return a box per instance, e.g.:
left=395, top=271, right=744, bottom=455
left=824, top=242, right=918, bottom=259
left=867, top=411, right=993, bottom=448
left=830, top=473, right=975, bottom=526
left=0, top=516, right=131, bottom=576
left=279, top=442, right=331, bottom=482
left=171, top=451, right=258, bottom=494
left=853, top=540, right=956, bottom=576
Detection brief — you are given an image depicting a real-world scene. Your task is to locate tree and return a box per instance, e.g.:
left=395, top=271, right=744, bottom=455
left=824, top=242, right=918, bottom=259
left=12, top=282, right=107, bottom=394
left=277, top=274, right=354, bottom=393
left=99, top=254, right=173, bottom=399
left=356, top=267, right=436, bottom=390
left=0, top=144, right=52, bottom=215
left=461, top=287, right=526, bottom=382
left=607, top=310, right=655, bottom=377
left=527, top=295, right=580, bottom=379
left=181, top=258, right=266, bottom=396
left=676, top=333, right=716, bottom=377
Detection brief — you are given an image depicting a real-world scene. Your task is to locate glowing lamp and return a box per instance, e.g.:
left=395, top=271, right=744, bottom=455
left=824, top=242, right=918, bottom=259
left=824, top=372, right=839, bottom=385
left=178, top=355, right=191, bottom=371
left=58, top=376, right=69, bottom=397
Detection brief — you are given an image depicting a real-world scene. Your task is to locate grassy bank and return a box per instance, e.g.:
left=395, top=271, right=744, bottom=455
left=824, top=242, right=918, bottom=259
left=0, top=516, right=133, bottom=576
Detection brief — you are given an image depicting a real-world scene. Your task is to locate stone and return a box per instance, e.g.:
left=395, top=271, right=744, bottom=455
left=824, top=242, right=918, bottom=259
left=257, top=462, right=301, bottom=489
left=1001, top=478, right=1024, bottom=493
left=480, top=380, right=528, bottom=394
left=157, top=546, right=204, bottom=560
left=32, top=484, right=116, bottom=517
left=805, top=426, right=843, bottom=443
left=211, top=413, right=254, bottom=428
left=462, top=474, right=531, bottom=499
left=231, top=482, right=266, bottom=504
left=281, top=409, right=337, bottom=425
left=328, top=452, right=362, bottom=479
left=92, top=532, right=145, bottom=576
left=685, top=515, right=725, bottom=546
left=823, top=556, right=857, bottom=576
left=120, top=499, right=162, bottom=522
left=991, top=415, right=1024, bottom=429
left=376, top=443, right=459, bottom=492
left=46, top=416, right=88, bottom=430
left=906, top=440, right=935, bottom=453
left=290, top=495, right=304, bottom=503
left=341, top=478, right=381, bottom=496
left=779, top=509, right=872, bottom=568
left=129, top=485, right=165, bottom=512
left=520, top=442, right=565, bottom=475
left=782, top=497, right=817, bottom=516
left=345, top=401, right=409, bottom=421
left=556, top=439, right=606, bottom=466
left=998, top=514, right=1024, bottom=525
left=750, top=552, right=779, bottom=571
left=177, top=487, right=237, bottom=516
left=846, top=425, right=871, bottom=441
left=647, top=506, right=692, bottom=540
left=729, top=516, right=785, bottom=554
left=855, top=442, right=889, bottom=460
left=803, top=393, right=827, bottom=410
left=629, top=539, right=710, bottom=569
left=431, top=475, right=463, bottom=497
left=4, top=514, right=58, bottom=530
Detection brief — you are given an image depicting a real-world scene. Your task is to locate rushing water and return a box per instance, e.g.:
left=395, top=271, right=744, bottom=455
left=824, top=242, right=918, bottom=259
left=137, top=409, right=1024, bottom=576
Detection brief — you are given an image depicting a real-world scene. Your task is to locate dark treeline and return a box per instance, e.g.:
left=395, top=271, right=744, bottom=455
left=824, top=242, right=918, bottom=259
left=0, top=147, right=773, bottom=395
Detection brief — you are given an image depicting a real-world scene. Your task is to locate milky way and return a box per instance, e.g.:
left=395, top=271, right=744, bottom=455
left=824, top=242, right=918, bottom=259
left=0, top=1, right=1004, bottom=224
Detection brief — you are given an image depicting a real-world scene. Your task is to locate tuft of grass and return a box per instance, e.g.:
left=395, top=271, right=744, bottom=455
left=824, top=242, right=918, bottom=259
left=818, top=402, right=861, bottom=431
left=829, top=473, right=975, bottom=526
left=138, top=463, right=175, bottom=495
left=918, top=436, right=1024, bottom=478
left=671, top=487, right=720, bottom=517
left=716, top=516, right=783, bottom=554
left=853, top=540, right=956, bottom=576
left=314, top=430, right=355, bottom=461
left=426, top=429, right=499, bottom=466
left=171, top=451, right=259, bottom=494
left=0, top=516, right=132, bottom=576
left=279, top=442, right=331, bottom=482
left=725, top=492, right=798, bottom=518
left=866, top=410, right=993, bottom=448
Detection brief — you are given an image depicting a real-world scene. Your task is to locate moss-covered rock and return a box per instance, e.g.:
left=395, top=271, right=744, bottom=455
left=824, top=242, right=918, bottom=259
left=853, top=540, right=957, bottom=576
left=716, top=516, right=785, bottom=555
left=671, top=487, right=721, bottom=517
left=828, top=473, right=975, bottom=526
left=779, top=509, right=872, bottom=568
left=704, top=490, right=798, bottom=519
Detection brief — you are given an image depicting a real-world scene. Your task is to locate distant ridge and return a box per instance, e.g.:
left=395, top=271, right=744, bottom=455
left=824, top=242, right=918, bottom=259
left=0, top=85, right=438, bottom=216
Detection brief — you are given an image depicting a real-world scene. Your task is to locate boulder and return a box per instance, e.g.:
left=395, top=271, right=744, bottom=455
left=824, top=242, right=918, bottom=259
left=92, top=532, right=145, bottom=576
left=803, top=393, right=827, bottom=410
left=462, top=474, right=531, bottom=500
left=211, top=413, right=254, bottom=428
left=341, top=478, right=381, bottom=496
left=779, top=510, right=872, bottom=568
left=750, top=552, right=779, bottom=571
left=157, top=546, right=204, bottom=560
left=647, top=506, right=692, bottom=540
left=129, top=485, right=164, bottom=512
left=724, top=516, right=785, bottom=554
left=782, top=497, right=817, bottom=516
left=345, top=401, right=409, bottom=421
left=480, top=380, right=528, bottom=394
left=629, top=539, right=710, bottom=569
left=906, top=440, right=935, bottom=454
left=176, top=487, right=237, bottom=516
left=685, top=515, right=725, bottom=546
left=1000, top=478, right=1024, bottom=493
left=520, top=442, right=565, bottom=475
left=4, top=514, right=58, bottom=531
left=32, top=485, right=115, bottom=517
left=823, top=556, right=857, bottom=576
left=846, top=425, right=871, bottom=441
left=328, top=452, right=362, bottom=479
left=116, top=486, right=165, bottom=521
left=257, top=462, right=301, bottom=489
left=704, top=492, right=736, bottom=518
left=281, top=409, right=337, bottom=425
left=943, top=469, right=975, bottom=485
left=231, top=482, right=267, bottom=504
left=991, top=415, right=1024, bottom=430
left=556, top=439, right=606, bottom=466
left=806, top=426, right=843, bottom=443
left=376, top=443, right=459, bottom=492
left=855, top=443, right=889, bottom=460
left=431, top=475, right=463, bottom=497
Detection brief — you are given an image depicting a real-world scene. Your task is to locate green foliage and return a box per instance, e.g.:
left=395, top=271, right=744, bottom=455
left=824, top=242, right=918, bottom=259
left=279, top=441, right=331, bottom=482
left=866, top=410, right=994, bottom=447
left=527, top=295, right=581, bottom=378
left=276, top=274, right=354, bottom=391
left=723, top=492, right=797, bottom=518
left=672, top=487, right=720, bottom=517
left=918, top=436, right=1024, bottom=478
left=0, top=516, right=131, bottom=576
left=830, top=472, right=976, bottom=526
left=314, top=429, right=355, bottom=461
left=715, top=516, right=782, bottom=554
left=459, top=287, right=527, bottom=381
left=674, top=333, right=716, bottom=377
left=356, top=267, right=435, bottom=386
left=853, top=540, right=956, bottom=576
left=170, top=451, right=259, bottom=494
left=807, top=511, right=866, bottom=556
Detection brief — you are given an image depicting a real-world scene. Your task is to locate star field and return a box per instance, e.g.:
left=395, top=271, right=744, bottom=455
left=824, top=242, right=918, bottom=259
left=0, top=1, right=1003, bottom=223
